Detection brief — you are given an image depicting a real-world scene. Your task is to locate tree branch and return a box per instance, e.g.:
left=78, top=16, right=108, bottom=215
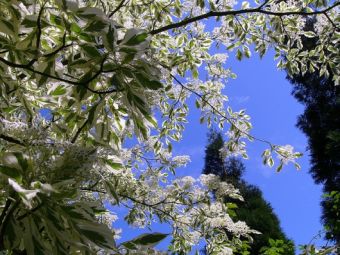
left=35, top=2, right=46, bottom=51
left=71, top=119, right=89, bottom=144
left=109, top=0, right=129, bottom=18
left=0, top=134, right=25, bottom=146
left=150, top=2, right=340, bottom=35
left=43, top=33, right=72, bottom=58
left=323, top=12, right=339, bottom=31
left=0, top=55, right=119, bottom=95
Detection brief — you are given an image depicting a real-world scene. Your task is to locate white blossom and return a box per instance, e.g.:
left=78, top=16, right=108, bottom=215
left=219, top=247, right=233, bottom=255
left=172, top=155, right=191, bottom=166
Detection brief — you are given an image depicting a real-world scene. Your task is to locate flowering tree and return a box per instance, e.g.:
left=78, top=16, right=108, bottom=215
left=0, top=0, right=339, bottom=254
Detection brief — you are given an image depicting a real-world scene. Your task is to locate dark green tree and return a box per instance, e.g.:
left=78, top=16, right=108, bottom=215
left=287, top=70, right=340, bottom=243
left=285, top=18, right=340, bottom=242
left=203, top=131, right=295, bottom=255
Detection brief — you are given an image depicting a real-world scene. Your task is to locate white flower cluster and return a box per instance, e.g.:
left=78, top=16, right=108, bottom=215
left=182, top=0, right=208, bottom=15
left=268, top=0, right=305, bottom=12
left=220, top=247, right=234, bottom=255
left=276, top=144, right=296, bottom=165
left=190, top=21, right=206, bottom=35
left=216, top=0, right=238, bottom=10
left=222, top=111, right=252, bottom=158
left=212, top=53, right=229, bottom=64
left=200, top=174, right=242, bottom=200
left=96, top=212, right=120, bottom=238
left=314, top=14, right=329, bottom=34
left=172, top=155, right=191, bottom=167
left=0, top=118, right=49, bottom=145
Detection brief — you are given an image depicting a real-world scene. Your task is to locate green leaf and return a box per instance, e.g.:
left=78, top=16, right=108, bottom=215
left=122, top=232, right=168, bottom=249
left=105, top=180, right=120, bottom=204
left=87, top=102, right=103, bottom=127
left=243, top=45, right=251, bottom=58
left=21, top=15, right=37, bottom=28
left=84, top=20, right=107, bottom=32
left=105, top=159, right=123, bottom=170
left=80, top=44, right=102, bottom=58
left=303, top=31, right=316, bottom=38
left=276, top=162, right=283, bottom=172
left=19, top=96, right=33, bottom=123
left=36, top=61, right=55, bottom=87
left=125, top=32, right=148, bottom=46
left=50, top=85, right=67, bottom=96
left=294, top=162, right=301, bottom=170
left=0, top=165, right=22, bottom=182
left=144, top=114, right=158, bottom=128
left=78, top=221, right=115, bottom=250
left=268, top=157, right=274, bottom=167
left=104, top=25, right=116, bottom=52
left=119, top=47, right=138, bottom=54
left=3, top=217, right=23, bottom=248
left=134, top=72, right=163, bottom=90
left=22, top=217, right=47, bottom=255
left=0, top=19, right=16, bottom=36
left=49, top=14, right=63, bottom=27
left=236, top=49, right=243, bottom=61
left=13, top=152, right=29, bottom=171
left=70, top=23, right=82, bottom=34
left=122, top=53, right=135, bottom=64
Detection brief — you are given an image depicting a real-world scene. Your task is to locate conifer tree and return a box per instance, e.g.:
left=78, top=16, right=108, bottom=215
left=287, top=68, right=340, bottom=243
left=203, top=131, right=295, bottom=254
left=285, top=17, right=340, bottom=243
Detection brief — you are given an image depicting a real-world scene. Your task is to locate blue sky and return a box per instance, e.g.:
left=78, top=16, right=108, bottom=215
left=113, top=50, right=326, bottom=253
left=172, top=50, right=325, bottom=248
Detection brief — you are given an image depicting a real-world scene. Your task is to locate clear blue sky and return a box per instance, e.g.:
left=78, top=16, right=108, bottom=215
left=113, top=50, right=326, bottom=253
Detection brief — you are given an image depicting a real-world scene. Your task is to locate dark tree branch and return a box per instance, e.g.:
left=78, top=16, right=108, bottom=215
left=109, top=0, right=129, bottom=18
left=71, top=119, right=89, bottom=144
left=43, top=33, right=72, bottom=58
left=150, top=2, right=340, bottom=35
left=0, top=134, right=25, bottom=146
left=36, top=2, right=46, bottom=51
left=323, top=12, right=339, bottom=31
left=258, top=0, right=271, bottom=9
left=0, top=55, right=119, bottom=95
left=0, top=56, right=37, bottom=69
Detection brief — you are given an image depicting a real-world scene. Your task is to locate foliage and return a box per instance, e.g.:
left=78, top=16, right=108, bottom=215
left=202, top=131, right=295, bottom=254
left=286, top=31, right=340, bottom=242
left=0, top=0, right=339, bottom=254
left=260, top=239, right=295, bottom=255
left=322, top=191, right=340, bottom=243
left=298, top=243, right=339, bottom=255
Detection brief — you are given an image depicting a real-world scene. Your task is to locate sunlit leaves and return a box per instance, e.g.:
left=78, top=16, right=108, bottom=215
left=0, top=0, right=338, bottom=254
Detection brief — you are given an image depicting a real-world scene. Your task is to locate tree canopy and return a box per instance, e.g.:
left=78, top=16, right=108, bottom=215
left=0, top=0, right=339, bottom=254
